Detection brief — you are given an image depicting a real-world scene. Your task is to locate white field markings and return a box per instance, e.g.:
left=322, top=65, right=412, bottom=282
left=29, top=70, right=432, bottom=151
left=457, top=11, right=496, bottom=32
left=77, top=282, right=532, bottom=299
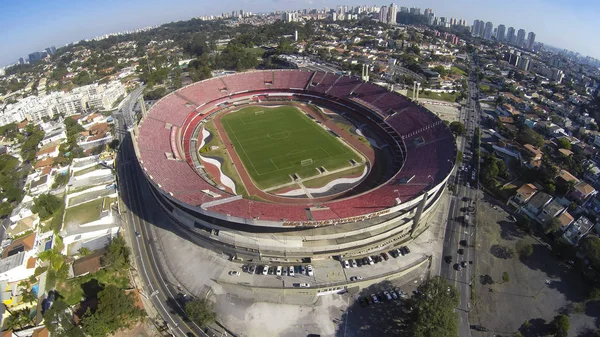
left=224, top=119, right=261, bottom=177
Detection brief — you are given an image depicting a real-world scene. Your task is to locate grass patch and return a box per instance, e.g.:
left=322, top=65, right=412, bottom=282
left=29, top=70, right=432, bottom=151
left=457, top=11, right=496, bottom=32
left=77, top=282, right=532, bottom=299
left=451, top=66, right=467, bottom=76
left=73, top=164, right=103, bottom=177
left=221, top=105, right=361, bottom=189
left=58, top=268, right=130, bottom=306
left=333, top=121, right=370, bottom=146
left=407, top=89, right=459, bottom=103
left=302, top=165, right=365, bottom=188
left=68, top=184, right=97, bottom=194
left=245, top=47, right=265, bottom=58
left=64, top=198, right=104, bottom=225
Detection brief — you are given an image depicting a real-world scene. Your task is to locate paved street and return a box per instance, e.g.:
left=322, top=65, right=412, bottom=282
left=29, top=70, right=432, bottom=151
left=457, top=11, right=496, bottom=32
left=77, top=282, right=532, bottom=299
left=439, top=57, right=481, bottom=337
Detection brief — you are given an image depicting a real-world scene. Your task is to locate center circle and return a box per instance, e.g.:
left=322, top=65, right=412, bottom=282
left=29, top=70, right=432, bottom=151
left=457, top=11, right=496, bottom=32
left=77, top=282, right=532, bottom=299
left=267, top=129, right=290, bottom=140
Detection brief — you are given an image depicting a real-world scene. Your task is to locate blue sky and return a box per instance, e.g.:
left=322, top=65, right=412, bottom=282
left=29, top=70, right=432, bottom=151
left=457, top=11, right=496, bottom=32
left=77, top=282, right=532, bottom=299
left=1, top=0, right=599, bottom=67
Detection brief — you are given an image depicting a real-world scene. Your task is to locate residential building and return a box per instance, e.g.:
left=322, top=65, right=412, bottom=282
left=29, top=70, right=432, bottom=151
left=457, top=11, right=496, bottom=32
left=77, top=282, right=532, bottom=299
left=526, top=32, right=536, bottom=50
left=508, top=183, right=538, bottom=209
left=496, top=24, right=506, bottom=42
left=379, top=6, right=389, bottom=24
left=506, top=27, right=516, bottom=43
left=570, top=181, right=597, bottom=203
left=71, top=249, right=104, bottom=278
left=557, top=169, right=580, bottom=185
left=563, top=216, right=594, bottom=245
left=558, top=211, right=574, bottom=231
left=522, top=191, right=553, bottom=217
left=388, top=3, right=398, bottom=24
left=483, top=22, right=494, bottom=40
left=538, top=199, right=566, bottom=225
left=516, top=29, right=526, bottom=47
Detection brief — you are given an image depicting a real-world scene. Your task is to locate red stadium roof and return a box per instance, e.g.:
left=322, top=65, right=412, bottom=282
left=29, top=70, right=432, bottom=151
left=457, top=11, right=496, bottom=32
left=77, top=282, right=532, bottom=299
left=136, top=70, right=456, bottom=225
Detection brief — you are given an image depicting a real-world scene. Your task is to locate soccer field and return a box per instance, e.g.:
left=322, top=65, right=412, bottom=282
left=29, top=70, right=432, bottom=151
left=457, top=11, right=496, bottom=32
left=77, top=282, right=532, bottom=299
left=221, top=105, right=362, bottom=189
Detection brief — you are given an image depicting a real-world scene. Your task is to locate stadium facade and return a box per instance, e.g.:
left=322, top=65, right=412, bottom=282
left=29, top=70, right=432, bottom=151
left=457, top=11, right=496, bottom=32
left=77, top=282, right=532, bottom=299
left=132, top=70, right=456, bottom=260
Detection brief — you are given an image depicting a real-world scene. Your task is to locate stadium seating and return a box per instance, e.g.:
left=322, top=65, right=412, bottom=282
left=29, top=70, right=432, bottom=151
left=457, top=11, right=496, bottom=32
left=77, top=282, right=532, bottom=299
left=137, top=118, right=172, bottom=153
left=179, top=80, right=227, bottom=106
left=325, top=76, right=362, bottom=98
left=149, top=95, right=196, bottom=127
left=222, top=71, right=267, bottom=93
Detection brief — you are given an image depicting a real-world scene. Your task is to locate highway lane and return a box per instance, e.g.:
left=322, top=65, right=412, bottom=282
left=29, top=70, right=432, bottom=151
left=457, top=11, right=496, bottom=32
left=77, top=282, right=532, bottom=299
left=116, top=125, right=211, bottom=337
left=440, top=58, right=482, bottom=337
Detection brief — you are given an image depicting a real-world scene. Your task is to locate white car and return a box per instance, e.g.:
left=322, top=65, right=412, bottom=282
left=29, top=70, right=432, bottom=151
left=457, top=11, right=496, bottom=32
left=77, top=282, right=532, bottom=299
left=228, top=271, right=240, bottom=276
left=299, top=283, right=310, bottom=288
left=288, top=266, right=294, bottom=276
left=262, top=266, right=269, bottom=275
left=276, top=266, right=282, bottom=276
left=351, top=259, right=357, bottom=268
left=349, top=276, right=363, bottom=281
left=306, top=265, right=314, bottom=276
left=367, top=256, right=374, bottom=265
left=343, top=260, right=350, bottom=268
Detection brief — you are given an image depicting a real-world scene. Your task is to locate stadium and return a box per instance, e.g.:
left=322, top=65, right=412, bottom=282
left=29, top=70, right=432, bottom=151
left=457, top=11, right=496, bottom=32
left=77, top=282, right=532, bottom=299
left=132, top=69, right=456, bottom=260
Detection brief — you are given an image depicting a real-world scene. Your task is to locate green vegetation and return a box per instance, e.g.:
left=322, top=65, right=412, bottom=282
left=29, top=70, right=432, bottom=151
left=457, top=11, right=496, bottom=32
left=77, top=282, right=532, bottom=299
left=73, top=164, right=103, bottom=177
left=449, top=121, right=465, bottom=136
left=81, top=285, right=144, bottom=337
left=185, top=299, right=217, bottom=328
left=451, top=66, right=466, bottom=76
left=52, top=172, right=70, bottom=188
left=502, top=272, right=510, bottom=283
left=32, top=193, right=64, bottom=220
left=0, top=154, right=25, bottom=217
left=221, top=105, right=361, bottom=189
left=580, top=236, right=600, bottom=270
left=3, top=308, right=35, bottom=330
left=456, top=151, right=463, bottom=163
left=516, top=126, right=543, bottom=148
left=64, top=198, right=105, bottom=225
left=21, top=124, right=45, bottom=162
left=44, top=300, right=85, bottom=337
left=101, top=236, right=131, bottom=272
left=557, top=138, right=571, bottom=150
left=550, top=315, right=570, bottom=337
left=516, top=240, right=533, bottom=258
left=407, top=89, right=460, bottom=103
left=408, top=276, right=459, bottom=337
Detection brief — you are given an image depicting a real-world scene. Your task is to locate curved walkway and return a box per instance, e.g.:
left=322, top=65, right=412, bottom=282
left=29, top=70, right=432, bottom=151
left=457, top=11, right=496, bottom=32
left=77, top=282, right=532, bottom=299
left=277, top=166, right=368, bottom=197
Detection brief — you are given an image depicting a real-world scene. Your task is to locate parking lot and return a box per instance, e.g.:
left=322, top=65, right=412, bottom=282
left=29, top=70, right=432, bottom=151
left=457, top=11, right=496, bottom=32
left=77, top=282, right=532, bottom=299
left=221, top=246, right=418, bottom=289
left=469, top=197, right=598, bottom=336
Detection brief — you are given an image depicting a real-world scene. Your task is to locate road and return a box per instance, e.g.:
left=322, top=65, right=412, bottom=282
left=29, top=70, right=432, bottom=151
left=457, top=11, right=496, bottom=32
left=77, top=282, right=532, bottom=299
left=439, top=56, right=482, bottom=337
left=115, top=112, right=213, bottom=337
left=120, top=86, right=145, bottom=130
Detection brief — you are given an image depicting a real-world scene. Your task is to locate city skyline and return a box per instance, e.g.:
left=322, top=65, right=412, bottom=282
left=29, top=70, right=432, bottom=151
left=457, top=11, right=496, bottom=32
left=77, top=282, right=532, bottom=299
left=1, top=0, right=599, bottom=67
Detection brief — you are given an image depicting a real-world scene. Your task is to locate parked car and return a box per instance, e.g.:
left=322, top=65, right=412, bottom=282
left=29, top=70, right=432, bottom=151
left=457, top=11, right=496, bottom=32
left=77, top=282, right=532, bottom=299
left=349, top=276, right=363, bottom=281
left=262, top=266, right=269, bottom=275
left=276, top=266, right=282, bottom=276
left=356, top=259, right=363, bottom=267
left=383, top=291, right=393, bottom=301
left=306, top=265, right=314, bottom=276
left=228, top=271, right=240, bottom=276
left=381, top=252, right=389, bottom=261
left=343, top=260, right=350, bottom=269
left=282, top=268, right=288, bottom=276
left=390, top=290, right=399, bottom=300
left=351, top=259, right=357, bottom=268
left=389, top=250, right=399, bottom=258
left=367, top=256, right=375, bottom=265
left=299, top=283, right=310, bottom=288
left=288, top=266, right=294, bottom=276
left=371, top=294, right=379, bottom=304
left=135, top=231, right=141, bottom=238
left=300, top=265, right=306, bottom=275
left=249, top=265, right=256, bottom=274
left=362, top=257, right=369, bottom=265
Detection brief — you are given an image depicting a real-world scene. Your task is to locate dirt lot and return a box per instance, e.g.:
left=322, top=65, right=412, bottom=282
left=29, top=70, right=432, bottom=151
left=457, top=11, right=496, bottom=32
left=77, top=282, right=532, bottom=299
left=470, top=197, right=599, bottom=337
left=110, top=320, right=160, bottom=337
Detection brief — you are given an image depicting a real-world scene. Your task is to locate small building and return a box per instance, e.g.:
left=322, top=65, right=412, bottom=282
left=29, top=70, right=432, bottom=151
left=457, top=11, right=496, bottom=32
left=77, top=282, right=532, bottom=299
left=71, top=250, right=104, bottom=278
left=6, top=214, right=39, bottom=238
left=557, top=211, right=574, bottom=231
left=508, top=183, right=538, bottom=210
left=557, top=169, right=580, bottom=184
left=522, top=191, right=553, bottom=218
left=563, top=216, right=594, bottom=245
left=538, top=199, right=565, bottom=225
left=570, top=181, right=597, bottom=204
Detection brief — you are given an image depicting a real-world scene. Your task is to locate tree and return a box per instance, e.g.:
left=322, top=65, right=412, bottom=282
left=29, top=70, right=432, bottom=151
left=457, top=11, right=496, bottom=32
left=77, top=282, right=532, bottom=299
left=557, top=138, right=571, bottom=150
left=44, top=299, right=85, bottom=337
left=4, top=308, right=34, bottom=330
left=516, top=127, right=544, bottom=148
left=456, top=151, right=463, bottom=163
left=516, top=240, right=533, bottom=258
left=108, top=139, right=120, bottom=151
left=32, top=194, right=63, bottom=220
left=550, top=314, right=570, bottom=337
left=502, top=272, right=510, bottom=283
left=545, top=217, right=562, bottom=234
left=580, top=236, right=600, bottom=270
left=81, top=285, right=144, bottom=337
left=185, top=298, right=217, bottom=328
left=52, top=173, right=70, bottom=189
left=408, top=276, right=459, bottom=337
left=449, top=122, right=466, bottom=136
left=101, top=236, right=131, bottom=271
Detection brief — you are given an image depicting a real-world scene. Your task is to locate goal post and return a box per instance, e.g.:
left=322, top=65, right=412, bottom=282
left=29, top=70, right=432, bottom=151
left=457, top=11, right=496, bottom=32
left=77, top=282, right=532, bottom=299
left=255, top=110, right=264, bottom=115
left=301, top=159, right=313, bottom=166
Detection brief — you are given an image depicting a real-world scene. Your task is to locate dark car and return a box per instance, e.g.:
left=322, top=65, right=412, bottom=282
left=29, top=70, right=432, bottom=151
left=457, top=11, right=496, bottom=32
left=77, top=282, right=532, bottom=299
left=444, top=255, right=453, bottom=264
left=356, top=259, right=363, bottom=267
left=362, top=257, right=369, bottom=265
left=381, top=252, right=389, bottom=261
left=458, top=248, right=464, bottom=255
left=389, top=250, right=399, bottom=258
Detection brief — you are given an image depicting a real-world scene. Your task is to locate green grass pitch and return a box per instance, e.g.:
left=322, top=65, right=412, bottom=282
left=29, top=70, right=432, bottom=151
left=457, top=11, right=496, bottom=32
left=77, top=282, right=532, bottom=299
left=221, top=105, right=362, bottom=189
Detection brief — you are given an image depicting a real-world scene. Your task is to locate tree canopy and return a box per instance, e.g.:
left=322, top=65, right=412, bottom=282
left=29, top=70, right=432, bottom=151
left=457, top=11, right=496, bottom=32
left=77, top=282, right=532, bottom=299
left=81, top=285, right=144, bottom=337
left=550, top=314, right=570, bottom=337
left=185, top=298, right=217, bottom=328
left=516, top=127, right=544, bottom=148
left=32, top=194, right=64, bottom=220
left=449, top=121, right=466, bottom=136
left=44, top=299, right=85, bottom=337
left=408, top=276, right=459, bottom=337
left=557, top=138, right=571, bottom=150
left=101, top=236, right=131, bottom=272
left=580, top=236, right=600, bottom=270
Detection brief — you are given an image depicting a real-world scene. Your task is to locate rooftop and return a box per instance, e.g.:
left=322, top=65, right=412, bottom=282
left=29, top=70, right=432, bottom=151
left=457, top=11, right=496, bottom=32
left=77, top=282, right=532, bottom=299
left=2, top=232, right=36, bottom=259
